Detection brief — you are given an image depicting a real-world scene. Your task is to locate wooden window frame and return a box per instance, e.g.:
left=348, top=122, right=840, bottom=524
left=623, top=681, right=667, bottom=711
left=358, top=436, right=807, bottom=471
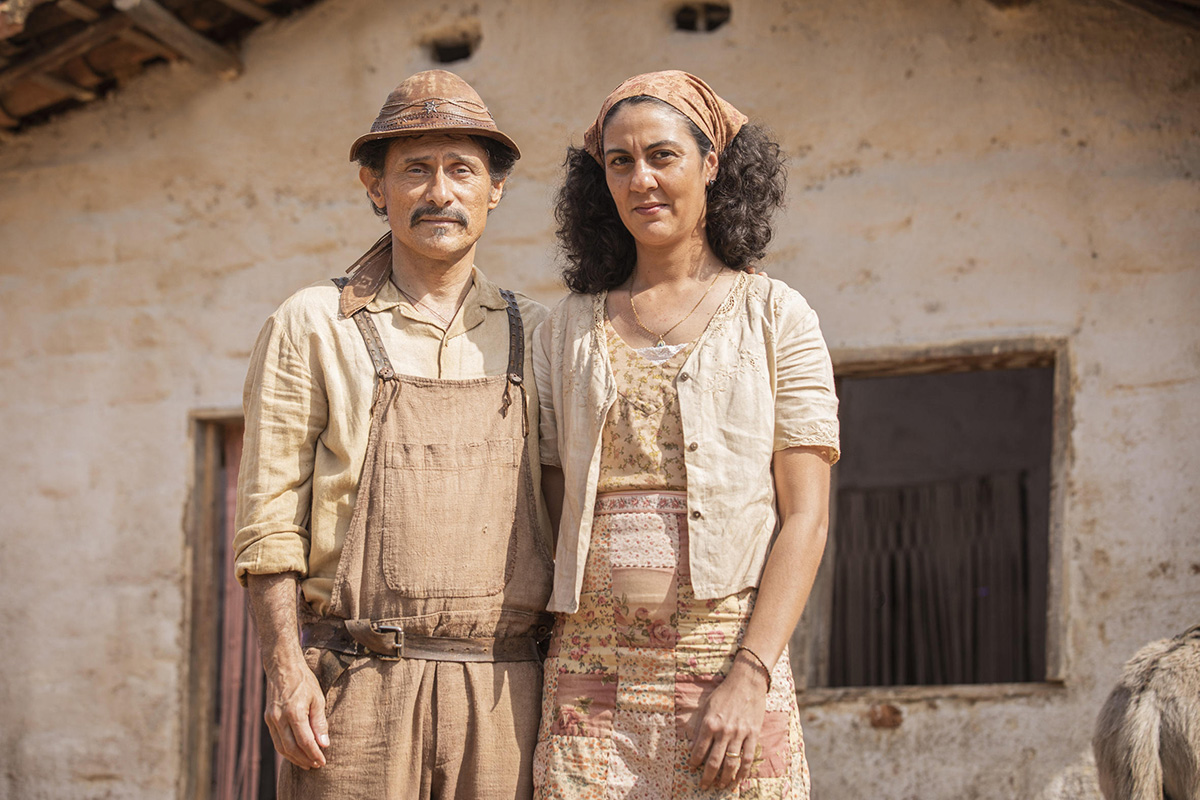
left=180, top=409, right=244, bottom=800
left=792, top=337, right=1072, bottom=704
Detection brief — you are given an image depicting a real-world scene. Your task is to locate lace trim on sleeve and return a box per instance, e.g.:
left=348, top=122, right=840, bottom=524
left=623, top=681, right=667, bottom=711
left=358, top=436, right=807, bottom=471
left=779, top=419, right=841, bottom=464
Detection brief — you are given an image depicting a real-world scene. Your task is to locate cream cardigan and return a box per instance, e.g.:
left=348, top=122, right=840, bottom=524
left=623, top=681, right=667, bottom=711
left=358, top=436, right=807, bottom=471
left=534, top=272, right=839, bottom=613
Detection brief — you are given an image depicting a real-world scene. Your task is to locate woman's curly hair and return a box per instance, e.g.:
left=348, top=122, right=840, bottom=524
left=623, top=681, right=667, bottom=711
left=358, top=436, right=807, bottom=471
left=555, top=96, right=787, bottom=294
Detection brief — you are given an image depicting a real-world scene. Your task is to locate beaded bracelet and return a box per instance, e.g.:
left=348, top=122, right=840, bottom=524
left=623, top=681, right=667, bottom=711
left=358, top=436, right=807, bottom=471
left=735, top=644, right=772, bottom=694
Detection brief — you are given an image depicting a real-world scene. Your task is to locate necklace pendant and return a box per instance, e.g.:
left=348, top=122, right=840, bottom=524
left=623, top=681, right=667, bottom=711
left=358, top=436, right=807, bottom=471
left=655, top=337, right=666, bottom=347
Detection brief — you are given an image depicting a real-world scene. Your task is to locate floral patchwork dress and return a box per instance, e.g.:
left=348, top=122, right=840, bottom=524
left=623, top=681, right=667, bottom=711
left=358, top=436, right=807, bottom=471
left=533, top=320, right=811, bottom=799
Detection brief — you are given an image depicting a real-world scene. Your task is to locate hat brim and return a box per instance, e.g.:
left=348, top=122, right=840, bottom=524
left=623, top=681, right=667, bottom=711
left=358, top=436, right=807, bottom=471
left=349, top=127, right=521, bottom=163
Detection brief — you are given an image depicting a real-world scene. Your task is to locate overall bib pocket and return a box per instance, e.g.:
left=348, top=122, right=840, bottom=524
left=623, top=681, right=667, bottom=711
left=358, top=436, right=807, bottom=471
left=381, top=438, right=521, bottom=597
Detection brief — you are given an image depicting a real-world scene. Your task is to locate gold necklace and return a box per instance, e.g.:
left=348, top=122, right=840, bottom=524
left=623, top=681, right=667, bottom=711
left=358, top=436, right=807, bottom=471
left=628, top=272, right=719, bottom=347
left=396, top=283, right=468, bottom=328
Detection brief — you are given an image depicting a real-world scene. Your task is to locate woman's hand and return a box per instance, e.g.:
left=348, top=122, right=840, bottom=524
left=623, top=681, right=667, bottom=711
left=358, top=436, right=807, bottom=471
left=686, top=653, right=769, bottom=789
left=684, top=446, right=830, bottom=789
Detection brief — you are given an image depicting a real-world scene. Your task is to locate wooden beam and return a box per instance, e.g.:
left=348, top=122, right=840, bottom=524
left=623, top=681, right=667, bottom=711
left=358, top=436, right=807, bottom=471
left=58, top=47, right=100, bottom=82
left=1043, top=344, right=1073, bottom=683
left=212, top=0, right=275, bottom=24
left=56, top=0, right=176, bottom=60
left=29, top=70, right=94, bottom=100
left=113, top=0, right=240, bottom=77
left=831, top=339, right=1058, bottom=379
left=54, top=0, right=97, bottom=21
left=181, top=421, right=222, bottom=800
left=118, top=27, right=177, bottom=59
left=0, top=13, right=129, bottom=93
left=0, top=100, right=18, bottom=127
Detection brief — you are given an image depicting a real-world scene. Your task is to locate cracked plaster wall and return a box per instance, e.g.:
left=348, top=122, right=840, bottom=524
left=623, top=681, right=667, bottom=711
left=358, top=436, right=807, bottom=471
left=0, top=0, right=1195, bottom=796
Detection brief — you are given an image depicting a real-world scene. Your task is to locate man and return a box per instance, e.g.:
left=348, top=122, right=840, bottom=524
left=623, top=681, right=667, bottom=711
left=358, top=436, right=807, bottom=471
left=233, top=71, right=555, bottom=799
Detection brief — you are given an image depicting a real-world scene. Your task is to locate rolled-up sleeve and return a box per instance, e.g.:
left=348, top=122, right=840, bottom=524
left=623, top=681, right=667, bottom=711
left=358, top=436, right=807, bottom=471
left=233, top=307, right=328, bottom=584
left=772, top=291, right=840, bottom=463
left=532, top=317, right=561, bottom=468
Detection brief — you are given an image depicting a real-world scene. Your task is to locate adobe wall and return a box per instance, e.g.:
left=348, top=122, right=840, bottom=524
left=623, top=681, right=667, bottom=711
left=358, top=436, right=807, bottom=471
left=0, top=0, right=1195, bottom=796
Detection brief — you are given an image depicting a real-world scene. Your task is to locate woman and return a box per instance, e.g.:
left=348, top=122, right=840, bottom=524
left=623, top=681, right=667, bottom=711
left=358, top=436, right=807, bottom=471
left=533, top=71, right=839, bottom=798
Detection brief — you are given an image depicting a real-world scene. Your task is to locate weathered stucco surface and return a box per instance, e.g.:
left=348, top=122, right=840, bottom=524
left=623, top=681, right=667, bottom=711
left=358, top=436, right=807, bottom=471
left=0, top=0, right=1195, bottom=797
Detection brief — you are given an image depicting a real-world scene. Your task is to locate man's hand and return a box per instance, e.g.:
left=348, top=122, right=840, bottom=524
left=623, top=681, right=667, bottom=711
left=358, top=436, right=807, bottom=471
left=246, top=572, right=331, bottom=769
left=262, top=653, right=330, bottom=769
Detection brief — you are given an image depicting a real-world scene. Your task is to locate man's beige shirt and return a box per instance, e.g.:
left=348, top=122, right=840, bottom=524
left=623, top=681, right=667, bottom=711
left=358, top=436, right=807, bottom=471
left=234, top=266, right=549, bottom=616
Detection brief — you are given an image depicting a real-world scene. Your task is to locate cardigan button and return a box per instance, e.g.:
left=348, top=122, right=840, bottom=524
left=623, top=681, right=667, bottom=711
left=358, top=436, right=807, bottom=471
left=691, top=510, right=702, bottom=520
left=678, top=372, right=690, bottom=381
left=688, top=442, right=698, bottom=452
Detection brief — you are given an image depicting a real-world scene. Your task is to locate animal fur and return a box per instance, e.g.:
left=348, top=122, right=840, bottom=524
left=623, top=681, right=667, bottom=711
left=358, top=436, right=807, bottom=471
left=1093, top=624, right=1200, bottom=800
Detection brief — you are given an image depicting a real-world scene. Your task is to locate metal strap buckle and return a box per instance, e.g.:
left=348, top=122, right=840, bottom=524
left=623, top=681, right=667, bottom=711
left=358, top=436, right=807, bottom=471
left=373, top=624, right=405, bottom=658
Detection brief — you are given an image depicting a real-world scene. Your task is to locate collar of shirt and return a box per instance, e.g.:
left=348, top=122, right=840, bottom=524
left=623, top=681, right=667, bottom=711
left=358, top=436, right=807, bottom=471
left=372, top=268, right=507, bottom=338
left=338, top=232, right=507, bottom=335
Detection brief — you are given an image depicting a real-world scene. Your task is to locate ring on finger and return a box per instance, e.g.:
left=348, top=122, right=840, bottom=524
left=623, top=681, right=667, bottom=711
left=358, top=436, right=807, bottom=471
left=725, top=751, right=741, bottom=759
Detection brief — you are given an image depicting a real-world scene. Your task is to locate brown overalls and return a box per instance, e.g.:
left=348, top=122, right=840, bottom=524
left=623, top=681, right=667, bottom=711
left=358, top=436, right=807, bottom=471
left=281, top=277, right=554, bottom=799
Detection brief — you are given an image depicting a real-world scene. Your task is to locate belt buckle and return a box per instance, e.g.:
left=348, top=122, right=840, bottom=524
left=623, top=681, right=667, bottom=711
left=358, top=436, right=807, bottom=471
left=372, top=623, right=405, bottom=660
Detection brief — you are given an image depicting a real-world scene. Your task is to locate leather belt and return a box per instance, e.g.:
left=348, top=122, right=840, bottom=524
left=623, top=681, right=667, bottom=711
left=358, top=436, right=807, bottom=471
left=301, top=617, right=552, bottom=663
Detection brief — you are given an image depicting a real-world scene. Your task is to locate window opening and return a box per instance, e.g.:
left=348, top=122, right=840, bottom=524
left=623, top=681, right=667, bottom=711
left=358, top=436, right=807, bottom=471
left=429, top=31, right=480, bottom=63
left=795, top=359, right=1056, bottom=690
left=674, top=3, right=732, bottom=32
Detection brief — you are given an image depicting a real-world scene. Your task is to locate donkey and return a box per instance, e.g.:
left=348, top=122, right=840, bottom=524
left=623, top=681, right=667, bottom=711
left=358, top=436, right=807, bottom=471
left=1093, top=623, right=1200, bottom=800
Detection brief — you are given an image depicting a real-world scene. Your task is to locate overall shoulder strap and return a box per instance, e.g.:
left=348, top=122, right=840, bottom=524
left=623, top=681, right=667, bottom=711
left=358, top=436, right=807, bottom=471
left=332, top=277, right=395, bottom=380
left=498, top=288, right=528, bottom=434
left=499, top=288, right=524, bottom=382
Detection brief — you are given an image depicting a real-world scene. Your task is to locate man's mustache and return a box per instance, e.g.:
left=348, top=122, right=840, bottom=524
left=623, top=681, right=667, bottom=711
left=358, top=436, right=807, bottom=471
left=410, top=206, right=469, bottom=227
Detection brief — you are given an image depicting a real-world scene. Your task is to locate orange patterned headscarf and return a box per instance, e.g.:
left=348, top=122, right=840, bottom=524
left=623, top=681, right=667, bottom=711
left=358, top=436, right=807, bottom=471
left=583, top=70, right=748, bottom=165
